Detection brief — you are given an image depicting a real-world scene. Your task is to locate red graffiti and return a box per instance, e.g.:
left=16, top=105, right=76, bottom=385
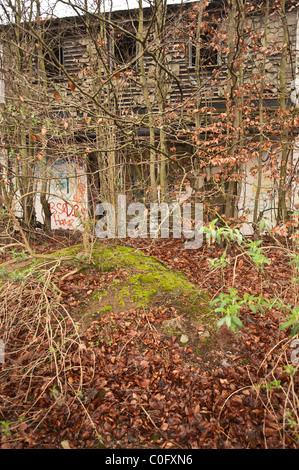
left=53, top=214, right=75, bottom=227
left=50, top=201, right=86, bottom=227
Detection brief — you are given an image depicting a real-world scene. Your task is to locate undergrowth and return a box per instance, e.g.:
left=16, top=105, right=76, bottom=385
left=0, top=214, right=298, bottom=448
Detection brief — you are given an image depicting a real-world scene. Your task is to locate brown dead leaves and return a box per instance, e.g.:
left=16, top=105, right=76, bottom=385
left=0, top=234, right=298, bottom=449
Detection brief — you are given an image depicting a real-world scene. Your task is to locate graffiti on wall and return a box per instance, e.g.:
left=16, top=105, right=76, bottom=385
left=48, top=158, right=87, bottom=229
left=246, top=189, right=275, bottom=215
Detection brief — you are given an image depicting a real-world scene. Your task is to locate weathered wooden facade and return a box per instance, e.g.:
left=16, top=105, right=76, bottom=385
left=37, top=3, right=297, bottom=113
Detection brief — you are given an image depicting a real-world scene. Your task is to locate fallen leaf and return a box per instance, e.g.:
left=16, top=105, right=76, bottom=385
left=139, top=379, right=150, bottom=388
left=68, top=79, right=76, bottom=92
left=61, top=440, right=71, bottom=449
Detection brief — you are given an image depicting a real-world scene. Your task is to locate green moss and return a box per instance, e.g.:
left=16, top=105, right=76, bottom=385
left=99, top=305, right=112, bottom=313
left=48, top=242, right=210, bottom=321
left=102, top=251, right=206, bottom=308
left=151, top=432, right=163, bottom=442
left=50, top=244, right=84, bottom=259
left=62, top=243, right=164, bottom=273
left=119, top=287, right=130, bottom=297
left=92, top=289, right=108, bottom=301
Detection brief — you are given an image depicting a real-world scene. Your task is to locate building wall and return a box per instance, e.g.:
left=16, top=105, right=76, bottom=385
left=30, top=6, right=299, bottom=232
left=35, top=157, right=88, bottom=231
left=1, top=4, right=298, bottom=234
left=236, top=9, right=299, bottom=235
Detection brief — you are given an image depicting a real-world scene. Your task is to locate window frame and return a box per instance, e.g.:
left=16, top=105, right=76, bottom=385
left=188, top=36, right=222, bottom=70
left=43, top=39, right=64, bottom=80
left=111, top=28, right=139, bottom=70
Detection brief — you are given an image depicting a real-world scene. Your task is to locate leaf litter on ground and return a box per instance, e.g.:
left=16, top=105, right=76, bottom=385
left=0, top=231, right=298, bottom=449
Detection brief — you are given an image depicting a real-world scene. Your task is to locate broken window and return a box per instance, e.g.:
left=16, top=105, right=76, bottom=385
left=113, top=30, right=137, bottom=67
left=43, top=42, right=64, bottom=78
left=188, top=35, right=220, bottom=68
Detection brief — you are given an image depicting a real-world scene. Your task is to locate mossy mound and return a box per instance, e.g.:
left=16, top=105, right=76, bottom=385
left=4, top=242, right=215, bottom=356
left=51, top=242, right=211, bottom=322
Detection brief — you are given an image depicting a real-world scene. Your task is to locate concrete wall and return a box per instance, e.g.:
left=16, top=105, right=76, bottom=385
left=35, top=157, right=88, bottom=231
left=236, top=8, right=299, bottom=235
left=237, top=147, right=299, bottom=236
left=238, top=153, right=280, bottom=236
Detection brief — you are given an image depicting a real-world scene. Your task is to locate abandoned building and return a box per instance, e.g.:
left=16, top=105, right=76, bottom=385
left=0, top=0, right=299, bottom=236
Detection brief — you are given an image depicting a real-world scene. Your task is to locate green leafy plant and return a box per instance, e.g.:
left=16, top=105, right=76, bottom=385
left=207, top=253, right=230, bottom=270
left=0, top=420, right=12, bottom=437
left=9, top=248, right=29, bottom=261
left=247, top=240, right=271, bottom=270
left=283, top=365, right=296, bottom=376
left=285, top=411, right=297, bottom=430
left=200, top=219, right=243, bottom=246
left=211, top=288, right=275, bottom=333
left=49, top=385, right=60, bottom=400
left=211, top=288, right=244, bottom=332
left=278, top=306, right=299, bottom=338
left=261, top=380, right=281, bottom=391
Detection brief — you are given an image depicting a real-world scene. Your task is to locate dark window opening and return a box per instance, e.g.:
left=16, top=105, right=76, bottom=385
left=113, top=31, right=137, bottom=66
left=189, top=36, right=220, bottom=68
left=44, top=44, right=64, bottom=78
